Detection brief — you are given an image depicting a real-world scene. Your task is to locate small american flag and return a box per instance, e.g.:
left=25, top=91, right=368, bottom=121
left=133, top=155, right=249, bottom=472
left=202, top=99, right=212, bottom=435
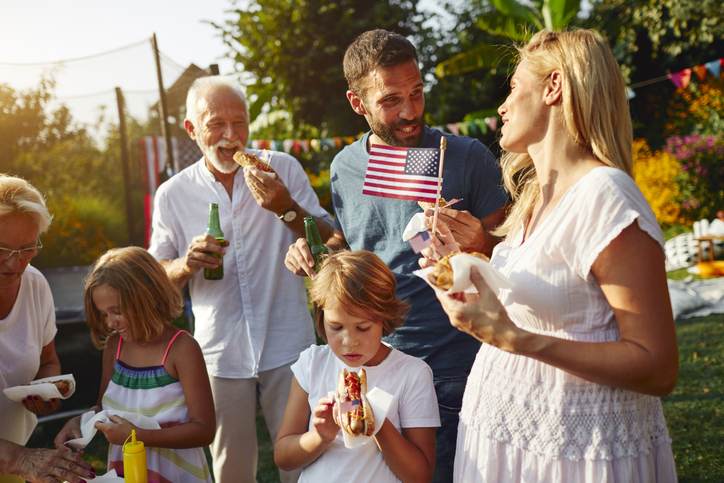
left=362, top=144, right=441, bottom=202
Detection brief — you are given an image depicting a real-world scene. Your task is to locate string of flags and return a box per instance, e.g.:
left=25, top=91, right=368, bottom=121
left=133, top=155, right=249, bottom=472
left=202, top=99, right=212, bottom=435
left=627, top=58, right=722, bottom=99
left=248, top=117, right=499, bottom=155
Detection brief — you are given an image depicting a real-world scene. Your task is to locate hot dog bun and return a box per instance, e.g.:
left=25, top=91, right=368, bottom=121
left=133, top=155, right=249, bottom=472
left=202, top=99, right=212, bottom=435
left=428, top=252, right=489, bottom=290
left=232, top=150, right=276, bottom=173
left=337, top=368, right=375, bottom=437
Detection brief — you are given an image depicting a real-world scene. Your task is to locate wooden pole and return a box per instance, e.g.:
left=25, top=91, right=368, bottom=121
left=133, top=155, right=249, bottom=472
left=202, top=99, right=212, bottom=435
left=151, top=33, right=175, bottom=178
left=208, top=63, right=220, bottom=75
left=115, top=87, right=134, bottom=245
left=431, top=136, right=447, bottom=236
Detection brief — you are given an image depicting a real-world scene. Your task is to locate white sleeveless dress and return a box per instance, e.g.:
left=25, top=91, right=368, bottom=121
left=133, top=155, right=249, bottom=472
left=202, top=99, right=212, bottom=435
left=454, top=168, right=677, bottom=482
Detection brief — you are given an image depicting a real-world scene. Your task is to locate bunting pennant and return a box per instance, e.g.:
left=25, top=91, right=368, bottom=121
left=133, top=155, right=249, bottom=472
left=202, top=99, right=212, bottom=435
left=629, top=58, right=721, bottom=96
left=668, top=68, right=692, bottom=89
left=245, top=117, right=501, bottom=157
left=485, top=117, right=498, bottom=132
left=705, top=59, right=721, bottom=79
left=693, top=65, right=708, bottom=81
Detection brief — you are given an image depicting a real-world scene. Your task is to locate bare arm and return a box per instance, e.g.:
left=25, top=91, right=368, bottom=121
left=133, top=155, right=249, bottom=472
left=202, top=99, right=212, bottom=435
left=374, top=423, right=436, bottom=482
left=35, top=340, right=61, bottom=379
left=514, top=224, right=678, bottom=395
left=274, top=378, right=337, bottom=470
left=23, top=341, right=62, bottom=416
left=438, top=223, right=678, bottom=396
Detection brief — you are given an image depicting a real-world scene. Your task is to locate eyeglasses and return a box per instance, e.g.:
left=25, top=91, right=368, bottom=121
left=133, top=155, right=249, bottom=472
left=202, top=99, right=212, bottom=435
left=0, top=241, right=43, bottom=263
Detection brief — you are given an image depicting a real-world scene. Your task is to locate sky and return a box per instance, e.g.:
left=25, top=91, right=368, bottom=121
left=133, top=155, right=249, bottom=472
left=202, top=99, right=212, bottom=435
left=0, top=0, right=448, bottom=137
left=0, top=0, right=239, bottom=132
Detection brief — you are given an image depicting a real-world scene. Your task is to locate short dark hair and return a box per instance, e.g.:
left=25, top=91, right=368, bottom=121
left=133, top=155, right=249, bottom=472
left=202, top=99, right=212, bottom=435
left=343, top=29, right=418, bottom=95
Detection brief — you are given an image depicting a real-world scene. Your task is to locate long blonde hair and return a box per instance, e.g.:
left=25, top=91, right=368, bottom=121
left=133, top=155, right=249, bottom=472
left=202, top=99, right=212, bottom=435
left=495, top=29, right=632, bottom=237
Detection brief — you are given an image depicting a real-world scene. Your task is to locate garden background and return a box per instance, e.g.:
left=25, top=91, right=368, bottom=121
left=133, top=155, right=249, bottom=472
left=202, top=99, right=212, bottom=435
left=1, top=0, right=722, bottom=481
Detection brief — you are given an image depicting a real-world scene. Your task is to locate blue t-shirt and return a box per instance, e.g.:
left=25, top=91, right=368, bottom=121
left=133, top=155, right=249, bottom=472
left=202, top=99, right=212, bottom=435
left=330, top=127, right=508, bottom=376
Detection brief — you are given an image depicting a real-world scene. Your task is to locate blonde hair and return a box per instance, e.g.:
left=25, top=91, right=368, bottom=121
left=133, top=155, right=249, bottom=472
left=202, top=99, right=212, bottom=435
left=495, top=29, right=632, bottom=237
left=0, top=174, right=52, bottom=233
left=84, top=246, right=183, bottom=348
left=309, top=250, right=408, bottom=342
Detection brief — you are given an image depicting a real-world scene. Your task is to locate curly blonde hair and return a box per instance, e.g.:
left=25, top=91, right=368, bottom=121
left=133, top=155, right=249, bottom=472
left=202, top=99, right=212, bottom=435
left=309, top=250, right=408, bottom=342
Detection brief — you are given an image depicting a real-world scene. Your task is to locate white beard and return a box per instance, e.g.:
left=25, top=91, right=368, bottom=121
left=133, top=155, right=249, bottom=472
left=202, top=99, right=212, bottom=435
left=198, top=138, right=240, bottom=174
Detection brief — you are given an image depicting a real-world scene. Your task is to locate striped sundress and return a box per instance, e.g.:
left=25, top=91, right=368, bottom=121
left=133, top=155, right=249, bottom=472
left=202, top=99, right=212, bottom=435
left=102, top=330, right=212, bottom=483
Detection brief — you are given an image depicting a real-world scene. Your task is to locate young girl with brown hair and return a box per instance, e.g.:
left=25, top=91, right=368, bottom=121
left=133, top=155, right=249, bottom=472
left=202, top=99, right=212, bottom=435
left=55, top=247, right=214, bottom=482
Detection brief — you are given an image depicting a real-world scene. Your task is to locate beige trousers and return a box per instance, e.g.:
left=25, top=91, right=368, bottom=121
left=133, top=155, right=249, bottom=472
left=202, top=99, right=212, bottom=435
left=209, top=363, right=300, bottom=483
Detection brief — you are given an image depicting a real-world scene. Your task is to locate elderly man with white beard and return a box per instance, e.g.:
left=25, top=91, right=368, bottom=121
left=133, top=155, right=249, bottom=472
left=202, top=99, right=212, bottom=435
left=148, top=76, right=334, bottom=483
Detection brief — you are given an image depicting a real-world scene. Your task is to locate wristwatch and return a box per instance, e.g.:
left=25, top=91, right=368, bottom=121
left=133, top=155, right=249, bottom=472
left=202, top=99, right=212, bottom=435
left=278, top=206, right=298, bottom=223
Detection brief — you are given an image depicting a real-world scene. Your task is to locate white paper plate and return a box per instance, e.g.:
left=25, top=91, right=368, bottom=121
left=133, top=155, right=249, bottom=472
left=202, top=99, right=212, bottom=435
left=3, top=374, right=76, bottom=402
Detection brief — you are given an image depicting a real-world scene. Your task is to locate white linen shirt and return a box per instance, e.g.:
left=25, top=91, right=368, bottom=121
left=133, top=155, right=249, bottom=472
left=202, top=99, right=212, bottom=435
left=149, top=150, right=332, bottom=378
left=0, top=266, right=57, bottom=445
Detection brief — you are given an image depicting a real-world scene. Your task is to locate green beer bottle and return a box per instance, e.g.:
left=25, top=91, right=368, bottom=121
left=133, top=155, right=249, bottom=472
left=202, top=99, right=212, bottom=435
left=204, top=203, right=225, bottom=280
left=304, top=216, right=328, bottom=273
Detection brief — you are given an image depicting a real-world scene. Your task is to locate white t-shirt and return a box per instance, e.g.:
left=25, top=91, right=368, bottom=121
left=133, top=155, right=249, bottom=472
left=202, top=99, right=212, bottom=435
left=149, top=152, right=333, bottom=378
left=291, top=344, right=440, bottom=483
left=0, top=266, right=57, bottom=444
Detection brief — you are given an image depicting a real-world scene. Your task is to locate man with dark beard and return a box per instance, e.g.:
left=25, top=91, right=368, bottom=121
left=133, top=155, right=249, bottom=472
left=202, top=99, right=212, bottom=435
left=284, top=30, right=507, bottom=482
left=149, top=76, right=333, bottom=483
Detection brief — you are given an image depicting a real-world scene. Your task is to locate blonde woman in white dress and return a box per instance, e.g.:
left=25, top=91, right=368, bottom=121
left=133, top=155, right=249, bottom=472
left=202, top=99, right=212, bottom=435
left=423, top=29, right=678, bottom=482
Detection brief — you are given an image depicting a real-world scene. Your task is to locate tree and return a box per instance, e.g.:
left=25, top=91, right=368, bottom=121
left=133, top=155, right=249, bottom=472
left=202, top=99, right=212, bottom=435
left=0, top=81, right=134, bottom=267
left=585, top=0, right=723, bottom=146
left=435, top=0, right=581, bottom=78
left=213, top=0, right=428, bottom=136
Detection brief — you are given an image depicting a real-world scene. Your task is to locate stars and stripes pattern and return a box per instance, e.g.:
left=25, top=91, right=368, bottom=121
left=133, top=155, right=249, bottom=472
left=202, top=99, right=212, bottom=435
left=362, top=144, right=441, bottom=202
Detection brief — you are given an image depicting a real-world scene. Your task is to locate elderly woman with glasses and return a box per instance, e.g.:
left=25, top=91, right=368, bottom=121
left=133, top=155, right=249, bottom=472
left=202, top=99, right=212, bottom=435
left=0, top=174, right=93, bottom=483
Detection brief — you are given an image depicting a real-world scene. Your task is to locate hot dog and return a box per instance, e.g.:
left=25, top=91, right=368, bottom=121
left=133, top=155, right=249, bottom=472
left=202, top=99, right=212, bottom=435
left=51, top=380, right=71, bottom=397
left=428, top=252, right=489, bottom=290
left=232, top=150, right=276, bottom=173
left=337, top=368, right=375, bottom=437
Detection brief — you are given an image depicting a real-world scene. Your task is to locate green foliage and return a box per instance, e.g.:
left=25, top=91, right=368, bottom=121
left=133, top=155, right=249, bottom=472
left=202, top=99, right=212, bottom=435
left=213, top=0, right=427, bottom=136
left=435, top=0, right=581, bottom=77
left=586, top=0, right=723, bottom=146
left=0, top=81, right=136, bottom=267
left=665, top=78, right=724, bottom=138
left=35, top=195, right=126, bottom=268
left=662, top=315, right=724, bottom=482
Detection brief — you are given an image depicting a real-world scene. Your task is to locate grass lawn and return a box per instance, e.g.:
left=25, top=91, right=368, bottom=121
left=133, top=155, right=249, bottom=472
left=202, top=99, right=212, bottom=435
left=662, top=314, right=724, bottom=482
left=31, top=315, right=723, bottom=482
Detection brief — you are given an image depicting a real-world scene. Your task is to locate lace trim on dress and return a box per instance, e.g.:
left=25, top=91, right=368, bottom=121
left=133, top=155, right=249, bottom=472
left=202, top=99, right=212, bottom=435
left=461, top=361, right=672, bottom=461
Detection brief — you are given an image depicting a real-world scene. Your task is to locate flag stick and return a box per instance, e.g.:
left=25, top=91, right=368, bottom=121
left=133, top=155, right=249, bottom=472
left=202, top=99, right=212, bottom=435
left=432, top=136, right=447, bottom=237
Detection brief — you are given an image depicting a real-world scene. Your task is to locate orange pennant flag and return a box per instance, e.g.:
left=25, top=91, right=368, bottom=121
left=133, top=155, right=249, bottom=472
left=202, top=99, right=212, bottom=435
left=693, top=65, right=708, bottom=81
